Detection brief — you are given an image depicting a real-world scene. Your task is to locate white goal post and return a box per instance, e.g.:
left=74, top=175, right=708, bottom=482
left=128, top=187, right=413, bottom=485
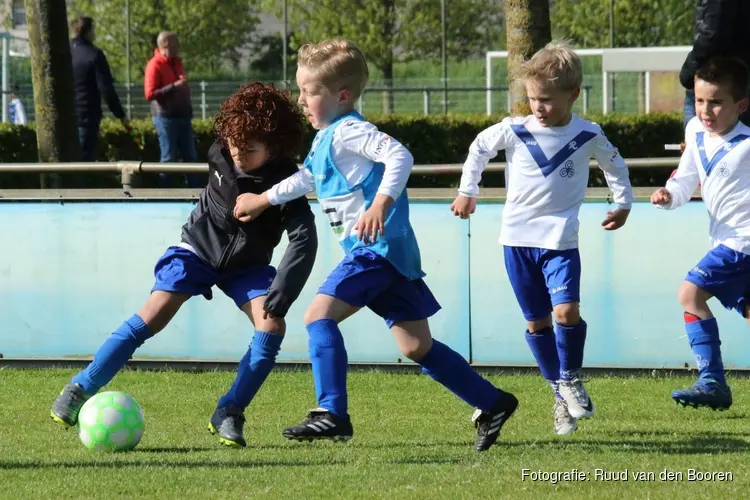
left=486, top=46, right=692, bottom=115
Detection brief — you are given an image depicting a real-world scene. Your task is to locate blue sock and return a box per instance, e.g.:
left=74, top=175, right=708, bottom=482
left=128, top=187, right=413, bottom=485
left=525, top=328, right=562, bottom=399
left=419, top=340, right=499, bottom=412
left=556, top=320, right=587, bottom=381
left=72, top=315, right=154, bottom=394
left=686, top=317, right=726, bottom=385
left=218, top=331, right=283, bottom=410
left=307, top=319, right=348, bottom=418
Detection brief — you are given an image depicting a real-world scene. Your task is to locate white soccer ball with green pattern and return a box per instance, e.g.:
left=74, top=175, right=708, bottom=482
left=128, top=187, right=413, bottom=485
left=78, top=391, right=145, bottom=452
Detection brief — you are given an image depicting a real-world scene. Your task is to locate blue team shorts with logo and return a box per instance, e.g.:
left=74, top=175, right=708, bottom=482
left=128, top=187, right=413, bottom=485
left=685, top=244, right=750, bottom=316
left=318, top=247, right=441, bottom=328
left=152, top=246, right=276, bottom=308
left=503, top=246, right=581, bottom=321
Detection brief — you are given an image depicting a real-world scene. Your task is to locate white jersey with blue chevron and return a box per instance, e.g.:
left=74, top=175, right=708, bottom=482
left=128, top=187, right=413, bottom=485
left=459, top=114, right=633, bottom=250
left=267, top=111, right=425, bottom=280
left=661, top=117, right=750, bottom=255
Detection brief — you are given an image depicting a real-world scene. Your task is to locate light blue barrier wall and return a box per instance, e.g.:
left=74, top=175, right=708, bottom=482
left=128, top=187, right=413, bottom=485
left=0, top=201, right=469, bottom=363
left=1, top=200, right=748, bottom=369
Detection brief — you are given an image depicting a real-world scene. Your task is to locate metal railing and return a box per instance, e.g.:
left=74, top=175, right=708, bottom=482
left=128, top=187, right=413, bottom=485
left=2, top=83, right=594, bottom=122
left=0, top=157, right=679, bottom=192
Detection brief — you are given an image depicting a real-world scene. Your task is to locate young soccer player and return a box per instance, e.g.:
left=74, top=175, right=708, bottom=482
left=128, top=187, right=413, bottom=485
left=651, top=56, right=750, bottom=411
left=50, top=82, right=318, bottom=448
left=451, top=41, right=633, bottom=435
left=234, top=38, right=518, bottom=452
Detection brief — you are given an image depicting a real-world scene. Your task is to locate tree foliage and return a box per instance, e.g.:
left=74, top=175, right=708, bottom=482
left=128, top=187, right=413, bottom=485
left=551, top=0, right=695, bottom=48
left=67, top=0, right=261, bottom=79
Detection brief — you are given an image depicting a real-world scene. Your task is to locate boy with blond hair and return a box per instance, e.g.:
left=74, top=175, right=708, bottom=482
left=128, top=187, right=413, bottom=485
left=236, top=38, right=518, bottom=452
left=451, top=41, right=633, bottom=435
left=652, top=56, right=750, bottom=411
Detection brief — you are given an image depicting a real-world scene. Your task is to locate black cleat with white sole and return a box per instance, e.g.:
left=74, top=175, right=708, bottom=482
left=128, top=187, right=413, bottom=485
left=472, top=390, right=519, bottom=452
left=283, top=408, right=353, bottom=442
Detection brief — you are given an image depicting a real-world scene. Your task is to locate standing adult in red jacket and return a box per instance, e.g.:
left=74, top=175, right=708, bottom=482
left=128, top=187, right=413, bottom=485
left=144, top=31, right=202, bottom=187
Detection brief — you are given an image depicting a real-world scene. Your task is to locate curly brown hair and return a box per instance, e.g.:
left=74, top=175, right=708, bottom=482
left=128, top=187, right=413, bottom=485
left=213, top=82, right=304, bottom=157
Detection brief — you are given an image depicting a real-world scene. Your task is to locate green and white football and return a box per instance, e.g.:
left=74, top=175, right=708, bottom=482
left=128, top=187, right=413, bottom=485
left=78, top=391, right=145, bottom=452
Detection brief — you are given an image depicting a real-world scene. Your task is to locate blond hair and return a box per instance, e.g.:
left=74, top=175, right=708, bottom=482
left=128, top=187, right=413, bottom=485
left=297, top=38, right=369, bottom=100
left=517, top=40, right=582, bottom=91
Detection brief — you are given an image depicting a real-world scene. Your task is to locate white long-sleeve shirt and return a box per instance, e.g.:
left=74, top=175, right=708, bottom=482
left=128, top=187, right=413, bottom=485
left=661, top=117, right=750, bottom=255
left=459, top=114, right=633, bottom=250
left=267, top=118, right=413, bottom=206
left=9, top=97, right=26, bottom=126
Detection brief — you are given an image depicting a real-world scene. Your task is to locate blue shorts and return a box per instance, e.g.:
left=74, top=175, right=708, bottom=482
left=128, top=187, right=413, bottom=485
left=152, top=246, right=276, bottom=308
left=503, top=246, right=581, bottom=321
left=318, top=248, right=441, bottom=328
left=685, top=244, right=750, bottom=316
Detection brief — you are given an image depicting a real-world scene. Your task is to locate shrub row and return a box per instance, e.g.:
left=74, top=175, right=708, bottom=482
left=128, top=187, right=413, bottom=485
left=0, top=112, right=684, bottom=189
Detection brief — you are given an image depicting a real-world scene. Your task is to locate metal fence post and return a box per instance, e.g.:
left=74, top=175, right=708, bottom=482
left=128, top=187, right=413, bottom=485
left=357, top=94, right=363, bottom=114
left=583, top=86, right=589, bottom=116
left=1, top=36, right=8, bottom=124
left=423, top=89, right=430, bottom=115
left=200, top=81, right=207, bottom=120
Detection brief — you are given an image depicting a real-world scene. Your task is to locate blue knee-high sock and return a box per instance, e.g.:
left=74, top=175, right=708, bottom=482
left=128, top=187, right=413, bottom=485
left=419, top=340, right=500, bottom=412
left=307, top=319, right=348, bottom=418
left=556, top=320, right=587, bottom=381
left=218, top=331, right=283, bottom=410
left=72, top=315, right=154, bottom=394
left=686, top=317, right=726, bottom=385
left=525, top=328, right=562, bottom=398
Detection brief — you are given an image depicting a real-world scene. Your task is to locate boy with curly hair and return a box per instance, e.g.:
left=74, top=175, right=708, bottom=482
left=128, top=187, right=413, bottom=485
left=50, top=83, right=318, bottom=448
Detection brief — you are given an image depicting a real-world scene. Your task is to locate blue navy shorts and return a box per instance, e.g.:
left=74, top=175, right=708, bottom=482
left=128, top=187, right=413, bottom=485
left=685, top=244, right=750, bottom=316
left=318, top=247, right=441, bottom=328
left=152, top=246, right=276, bottom=308
left=503, top=246, right=581, bottom=321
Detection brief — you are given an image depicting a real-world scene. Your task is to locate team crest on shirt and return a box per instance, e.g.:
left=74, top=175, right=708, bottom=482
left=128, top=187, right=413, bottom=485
left=717, top=161, right=730, bottom=178
left=559, top=159, right=575, bottom=178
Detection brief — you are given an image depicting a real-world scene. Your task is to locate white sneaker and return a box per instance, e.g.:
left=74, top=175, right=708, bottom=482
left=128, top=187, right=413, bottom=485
left=558, top=377, right=595, bottom=419
left=553, top=399, right=578, bottom=435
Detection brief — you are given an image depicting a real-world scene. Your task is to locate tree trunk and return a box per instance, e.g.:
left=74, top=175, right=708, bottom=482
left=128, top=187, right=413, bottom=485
left=380, top=0, right=395, bottom=114
left=505, top=0, right=551, bottom=115
left=381, top=57, right=395, bottom=114
left=25, top=0, right=80, bottom=187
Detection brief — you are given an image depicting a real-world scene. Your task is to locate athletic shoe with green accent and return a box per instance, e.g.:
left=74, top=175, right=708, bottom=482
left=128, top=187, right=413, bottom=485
left=50, top=383, right=90, bottom=427
left=208, top=404, right=247, bottom=448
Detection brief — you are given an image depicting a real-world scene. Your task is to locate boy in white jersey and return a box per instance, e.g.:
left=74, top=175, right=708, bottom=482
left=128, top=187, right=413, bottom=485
left=451, top=41, right=633, bottom=435
left=234, top=38, right=518, bottom=452
left=652, top=56, right=750, bottom=411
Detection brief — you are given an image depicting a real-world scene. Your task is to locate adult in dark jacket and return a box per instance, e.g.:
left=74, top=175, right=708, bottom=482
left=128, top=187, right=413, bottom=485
left=51, top=83, right=318, bottom=449
left=680, top=0, right=750, bottom=128
left=70, top=16, right=130, bottom=161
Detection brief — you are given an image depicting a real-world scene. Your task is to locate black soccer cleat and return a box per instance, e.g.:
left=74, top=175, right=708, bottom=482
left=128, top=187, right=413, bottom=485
left=208, top=404, right=247, bottom=448
left=472, top=390, right=519, bottom=452
left=282, top=408, right=353, bottom=442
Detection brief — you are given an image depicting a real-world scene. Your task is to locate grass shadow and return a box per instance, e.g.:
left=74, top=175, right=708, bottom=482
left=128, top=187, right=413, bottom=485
left=502, top=436, right=750, bottom=455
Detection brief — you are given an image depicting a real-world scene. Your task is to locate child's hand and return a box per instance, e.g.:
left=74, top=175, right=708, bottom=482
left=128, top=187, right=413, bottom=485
left=234, top=192, right=270, bottom=223
left=450, top=195, right=477, bottom=219
left=650, top=188, right=672, bottom=206
left=601, top=208, right=630, bottom=231
left=354, top=194, right=392, bottom=243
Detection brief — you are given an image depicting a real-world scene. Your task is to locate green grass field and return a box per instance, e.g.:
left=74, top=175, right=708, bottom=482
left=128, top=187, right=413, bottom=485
left=2, top=369, right=748, bottom=499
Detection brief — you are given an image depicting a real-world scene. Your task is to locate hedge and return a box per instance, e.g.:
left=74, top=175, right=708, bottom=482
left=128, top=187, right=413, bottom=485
left=0, top=112, right=684, bottom=189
